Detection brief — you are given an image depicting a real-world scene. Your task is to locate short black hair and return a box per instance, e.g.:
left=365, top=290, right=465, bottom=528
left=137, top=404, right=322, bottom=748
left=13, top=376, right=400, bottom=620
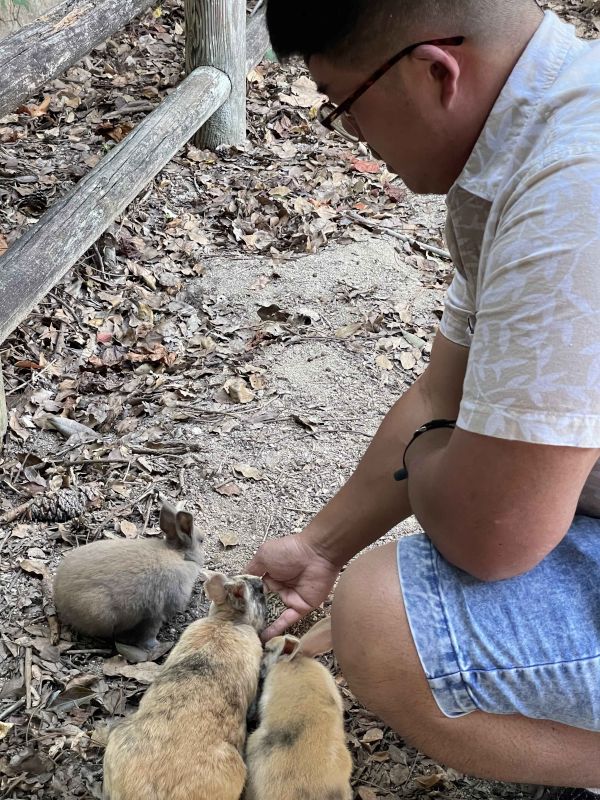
left=266, top=0, right=368, bottom=62
left=266, top=0, right=543, bottom=65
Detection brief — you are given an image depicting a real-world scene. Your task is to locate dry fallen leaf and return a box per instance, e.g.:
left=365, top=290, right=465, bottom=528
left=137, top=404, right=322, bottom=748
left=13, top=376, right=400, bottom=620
left=362, top=727, right=384, bottom=744
left=19, top=559, right=51, bottom=580
left=356, top=788, right=378, bottom=800
left=414, top=773, right=445, bottom=789
left=335, top=322, right=364, bottom=339
left=224, top=377, right=255, bottom=404
left=102, top=656, right=162, bottom=684
left=12, top=523, right=33, bottom=539
left=0, top=234, right=7, bottom=256
left=120, top=520, right=138, bottom=538
left=291, top=414, right=320, bottom=433
left=232, top=463, right=264, bottom=481
left=375, top=354, right=393, bottom=371
left=400, top=352, right=417, bottom=371
left=218, top=531, right=240, bottom=548
left=350, top=158, right=380, bottom=174
left=214, top=481, right=242, bottom=497
left=0, top=721, right=14, bottom=740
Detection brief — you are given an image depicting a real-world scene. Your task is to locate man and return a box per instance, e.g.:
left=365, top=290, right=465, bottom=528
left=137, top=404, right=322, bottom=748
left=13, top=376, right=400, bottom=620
left=247, top=1, right=600, bottom=796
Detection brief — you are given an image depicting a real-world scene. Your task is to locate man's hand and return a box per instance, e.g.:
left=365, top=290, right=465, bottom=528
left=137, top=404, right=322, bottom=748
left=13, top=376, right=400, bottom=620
left=246, top=533, right=340, bottom=641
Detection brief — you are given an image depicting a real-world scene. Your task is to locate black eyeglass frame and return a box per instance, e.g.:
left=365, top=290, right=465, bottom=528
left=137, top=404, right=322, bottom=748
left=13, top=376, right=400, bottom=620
left=318, top=36, right=466, bottom=139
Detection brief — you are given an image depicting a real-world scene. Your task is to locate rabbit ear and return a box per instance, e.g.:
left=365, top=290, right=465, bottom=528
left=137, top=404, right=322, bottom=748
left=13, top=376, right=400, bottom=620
left=159, top=499, right=178, bottom=539
left=224, top=579, right=248, bottom=611
left=203, top=572, right=228, bottom=604
left=265, top=635, right=302, bottom=661
left=161, top=500, right=199, bottom=548
left=175, top=508, right=195, bottom=543
left=298, top=618, right=332, bottom=658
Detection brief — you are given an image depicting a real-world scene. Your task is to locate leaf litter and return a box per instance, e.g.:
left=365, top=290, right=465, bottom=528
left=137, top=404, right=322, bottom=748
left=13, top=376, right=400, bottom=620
left=0, top=1, right=596, bottom=798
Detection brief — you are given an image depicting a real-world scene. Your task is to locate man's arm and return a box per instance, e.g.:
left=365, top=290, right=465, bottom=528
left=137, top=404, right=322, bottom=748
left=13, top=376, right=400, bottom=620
left=304, top=331, right=469, bottom=566
left=405, top=424, right=600, bottom=581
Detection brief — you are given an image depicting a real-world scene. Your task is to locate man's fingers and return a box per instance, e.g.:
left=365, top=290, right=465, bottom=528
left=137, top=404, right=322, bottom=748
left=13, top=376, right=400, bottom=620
left=261, top=607, right=302, bottom=643
left=245, top=554, right=265, bottom=576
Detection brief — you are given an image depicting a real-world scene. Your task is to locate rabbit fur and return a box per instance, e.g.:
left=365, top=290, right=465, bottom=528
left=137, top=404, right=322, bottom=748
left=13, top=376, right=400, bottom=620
left=102, top=572, right=266, bottom=800
left=54, top=499, right=203, bottom=649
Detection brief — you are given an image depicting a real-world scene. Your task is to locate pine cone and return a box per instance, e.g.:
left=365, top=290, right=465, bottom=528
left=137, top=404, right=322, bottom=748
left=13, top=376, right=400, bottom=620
left=27, top=486, right=102, bottom=523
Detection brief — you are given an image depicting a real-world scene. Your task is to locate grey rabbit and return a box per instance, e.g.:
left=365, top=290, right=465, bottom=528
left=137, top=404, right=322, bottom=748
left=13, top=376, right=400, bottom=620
left=54, top=498, right=204, bottom=653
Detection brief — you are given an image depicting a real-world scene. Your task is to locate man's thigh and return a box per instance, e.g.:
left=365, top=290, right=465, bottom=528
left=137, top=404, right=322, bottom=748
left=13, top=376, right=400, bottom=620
left=332, top=517, right=600, bottom=734
left=331, top=540, right=445, bottom=728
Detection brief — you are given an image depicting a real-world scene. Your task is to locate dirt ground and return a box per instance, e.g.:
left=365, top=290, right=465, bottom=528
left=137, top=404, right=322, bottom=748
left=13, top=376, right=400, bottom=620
left=0, top=1, right=598, bottom=798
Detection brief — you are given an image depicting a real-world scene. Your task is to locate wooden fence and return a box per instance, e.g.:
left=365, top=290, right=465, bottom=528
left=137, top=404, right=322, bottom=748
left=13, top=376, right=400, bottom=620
left=0, top=0, right=270, bottom=441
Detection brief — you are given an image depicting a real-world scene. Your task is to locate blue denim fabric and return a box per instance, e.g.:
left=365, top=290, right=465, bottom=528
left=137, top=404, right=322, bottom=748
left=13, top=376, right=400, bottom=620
left=397, top=515, right=600, bottom=731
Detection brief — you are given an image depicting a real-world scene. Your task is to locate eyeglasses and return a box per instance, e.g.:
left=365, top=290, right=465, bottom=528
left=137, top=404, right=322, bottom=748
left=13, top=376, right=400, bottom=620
left=318, top=36, right=465, bottom=142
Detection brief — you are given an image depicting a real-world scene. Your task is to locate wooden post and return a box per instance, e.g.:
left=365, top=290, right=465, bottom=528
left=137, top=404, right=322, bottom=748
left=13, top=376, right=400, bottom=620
left=185, top=0, right=246, bottom=148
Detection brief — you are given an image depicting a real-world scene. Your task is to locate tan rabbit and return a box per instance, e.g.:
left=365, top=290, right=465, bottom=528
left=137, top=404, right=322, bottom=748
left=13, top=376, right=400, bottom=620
left=245, top=618, right=353, bottom=800
left=103, top=572, right=266, bottom=800
left=54, top=499, right=203, bottom=652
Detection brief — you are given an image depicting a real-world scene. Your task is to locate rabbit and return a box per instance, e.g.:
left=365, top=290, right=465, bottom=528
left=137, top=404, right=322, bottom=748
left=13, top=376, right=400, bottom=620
left=102, top=571, right=266, bottom=800
left=54, top=498, right=204, bottom=653
left=245, top=617, right=353, bottom=800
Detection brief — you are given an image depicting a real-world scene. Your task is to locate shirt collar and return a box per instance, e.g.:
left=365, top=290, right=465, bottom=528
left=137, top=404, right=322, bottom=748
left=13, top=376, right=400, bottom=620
left=452, top=11, right=580, bottom=202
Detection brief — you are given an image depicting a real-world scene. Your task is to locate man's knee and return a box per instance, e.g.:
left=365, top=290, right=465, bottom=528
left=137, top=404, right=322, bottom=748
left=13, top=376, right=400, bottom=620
left=331, top=549, right=383, bottom=684
left=332, top=544, right=415, bottom=699
left=331, top=542, right=443, bottom=733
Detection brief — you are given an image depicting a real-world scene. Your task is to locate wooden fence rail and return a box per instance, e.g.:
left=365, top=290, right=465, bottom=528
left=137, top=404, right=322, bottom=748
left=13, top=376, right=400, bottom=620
left=0, top=3, right=271, bottom=441
left=0, top=0, right=157, bottom=121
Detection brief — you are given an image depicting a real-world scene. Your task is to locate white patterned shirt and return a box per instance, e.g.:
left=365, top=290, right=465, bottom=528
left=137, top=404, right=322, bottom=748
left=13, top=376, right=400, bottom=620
left=440, top=11, right=600, bottom=517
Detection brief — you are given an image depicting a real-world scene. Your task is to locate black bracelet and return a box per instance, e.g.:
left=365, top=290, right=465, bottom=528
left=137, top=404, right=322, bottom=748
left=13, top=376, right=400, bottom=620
left=394, top=419, right=457, bottom=482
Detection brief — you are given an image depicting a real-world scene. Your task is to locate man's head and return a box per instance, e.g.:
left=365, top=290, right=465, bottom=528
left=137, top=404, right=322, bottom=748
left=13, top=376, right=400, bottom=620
left=266, top=0, right=544, bottom=194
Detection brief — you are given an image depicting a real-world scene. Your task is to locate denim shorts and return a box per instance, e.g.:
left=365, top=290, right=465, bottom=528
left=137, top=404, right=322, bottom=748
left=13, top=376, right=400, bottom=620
left=397, top=515, right=600, bottom=731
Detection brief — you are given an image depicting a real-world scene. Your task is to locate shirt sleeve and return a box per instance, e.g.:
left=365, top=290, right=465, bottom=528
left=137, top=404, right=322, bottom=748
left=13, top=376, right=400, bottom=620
left=440, top=270, right=475, bottom=348
left=458, top=151, right=600, bottom=447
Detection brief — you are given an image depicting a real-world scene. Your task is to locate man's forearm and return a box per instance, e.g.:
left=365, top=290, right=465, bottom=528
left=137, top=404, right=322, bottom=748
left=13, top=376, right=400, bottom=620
left=301, top=382, right=422, bottom=566
left=303, top=377, right=454, bottom=566
left=303, top=333, right=469, bottom=568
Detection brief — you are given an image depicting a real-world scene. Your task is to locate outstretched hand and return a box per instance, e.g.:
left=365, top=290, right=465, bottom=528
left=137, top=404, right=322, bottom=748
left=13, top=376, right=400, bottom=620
left=246, top=533, right=341, bottom=641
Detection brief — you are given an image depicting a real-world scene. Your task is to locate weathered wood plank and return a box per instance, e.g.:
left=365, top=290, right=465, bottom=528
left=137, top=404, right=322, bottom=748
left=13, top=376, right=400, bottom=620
left=186, top=0, right=246, bottom=148
left=0, top=0, right=158, bottom=120
left=0, top=67, right=230, bottom=343
left=246, top=5, right=270, bottom=75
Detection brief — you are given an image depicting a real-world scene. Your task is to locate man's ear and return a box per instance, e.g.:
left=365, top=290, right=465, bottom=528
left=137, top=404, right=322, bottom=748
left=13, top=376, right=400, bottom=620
left=412, top=44, right=461, bottom=110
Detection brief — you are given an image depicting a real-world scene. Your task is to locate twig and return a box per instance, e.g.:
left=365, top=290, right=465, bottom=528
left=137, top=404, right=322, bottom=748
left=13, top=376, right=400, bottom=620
left=91, top=485, right=158, bottom=537
left=262, top=513, right=274, bottom=544
left=0, top=698, right=25, bottom=721
left=0, top=500, right=33, bottom=527
left=41, top=575, right=60, bottom=646
left=104, top=100, right=156, bottom=119
left=48, top=290, right=80, bottom=321
left=24, top=646, right=32, bottom=710
left=140, top=493, right=153, bottom=537
left=0, top=528, right=12, bottom=553
left=53, top=320, right=67, bottom=356
left=249, top=0, right=265, bottom=15
left=65, top=648, right=112, bottom=656
left=346, top=211, right=452, bottom=261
